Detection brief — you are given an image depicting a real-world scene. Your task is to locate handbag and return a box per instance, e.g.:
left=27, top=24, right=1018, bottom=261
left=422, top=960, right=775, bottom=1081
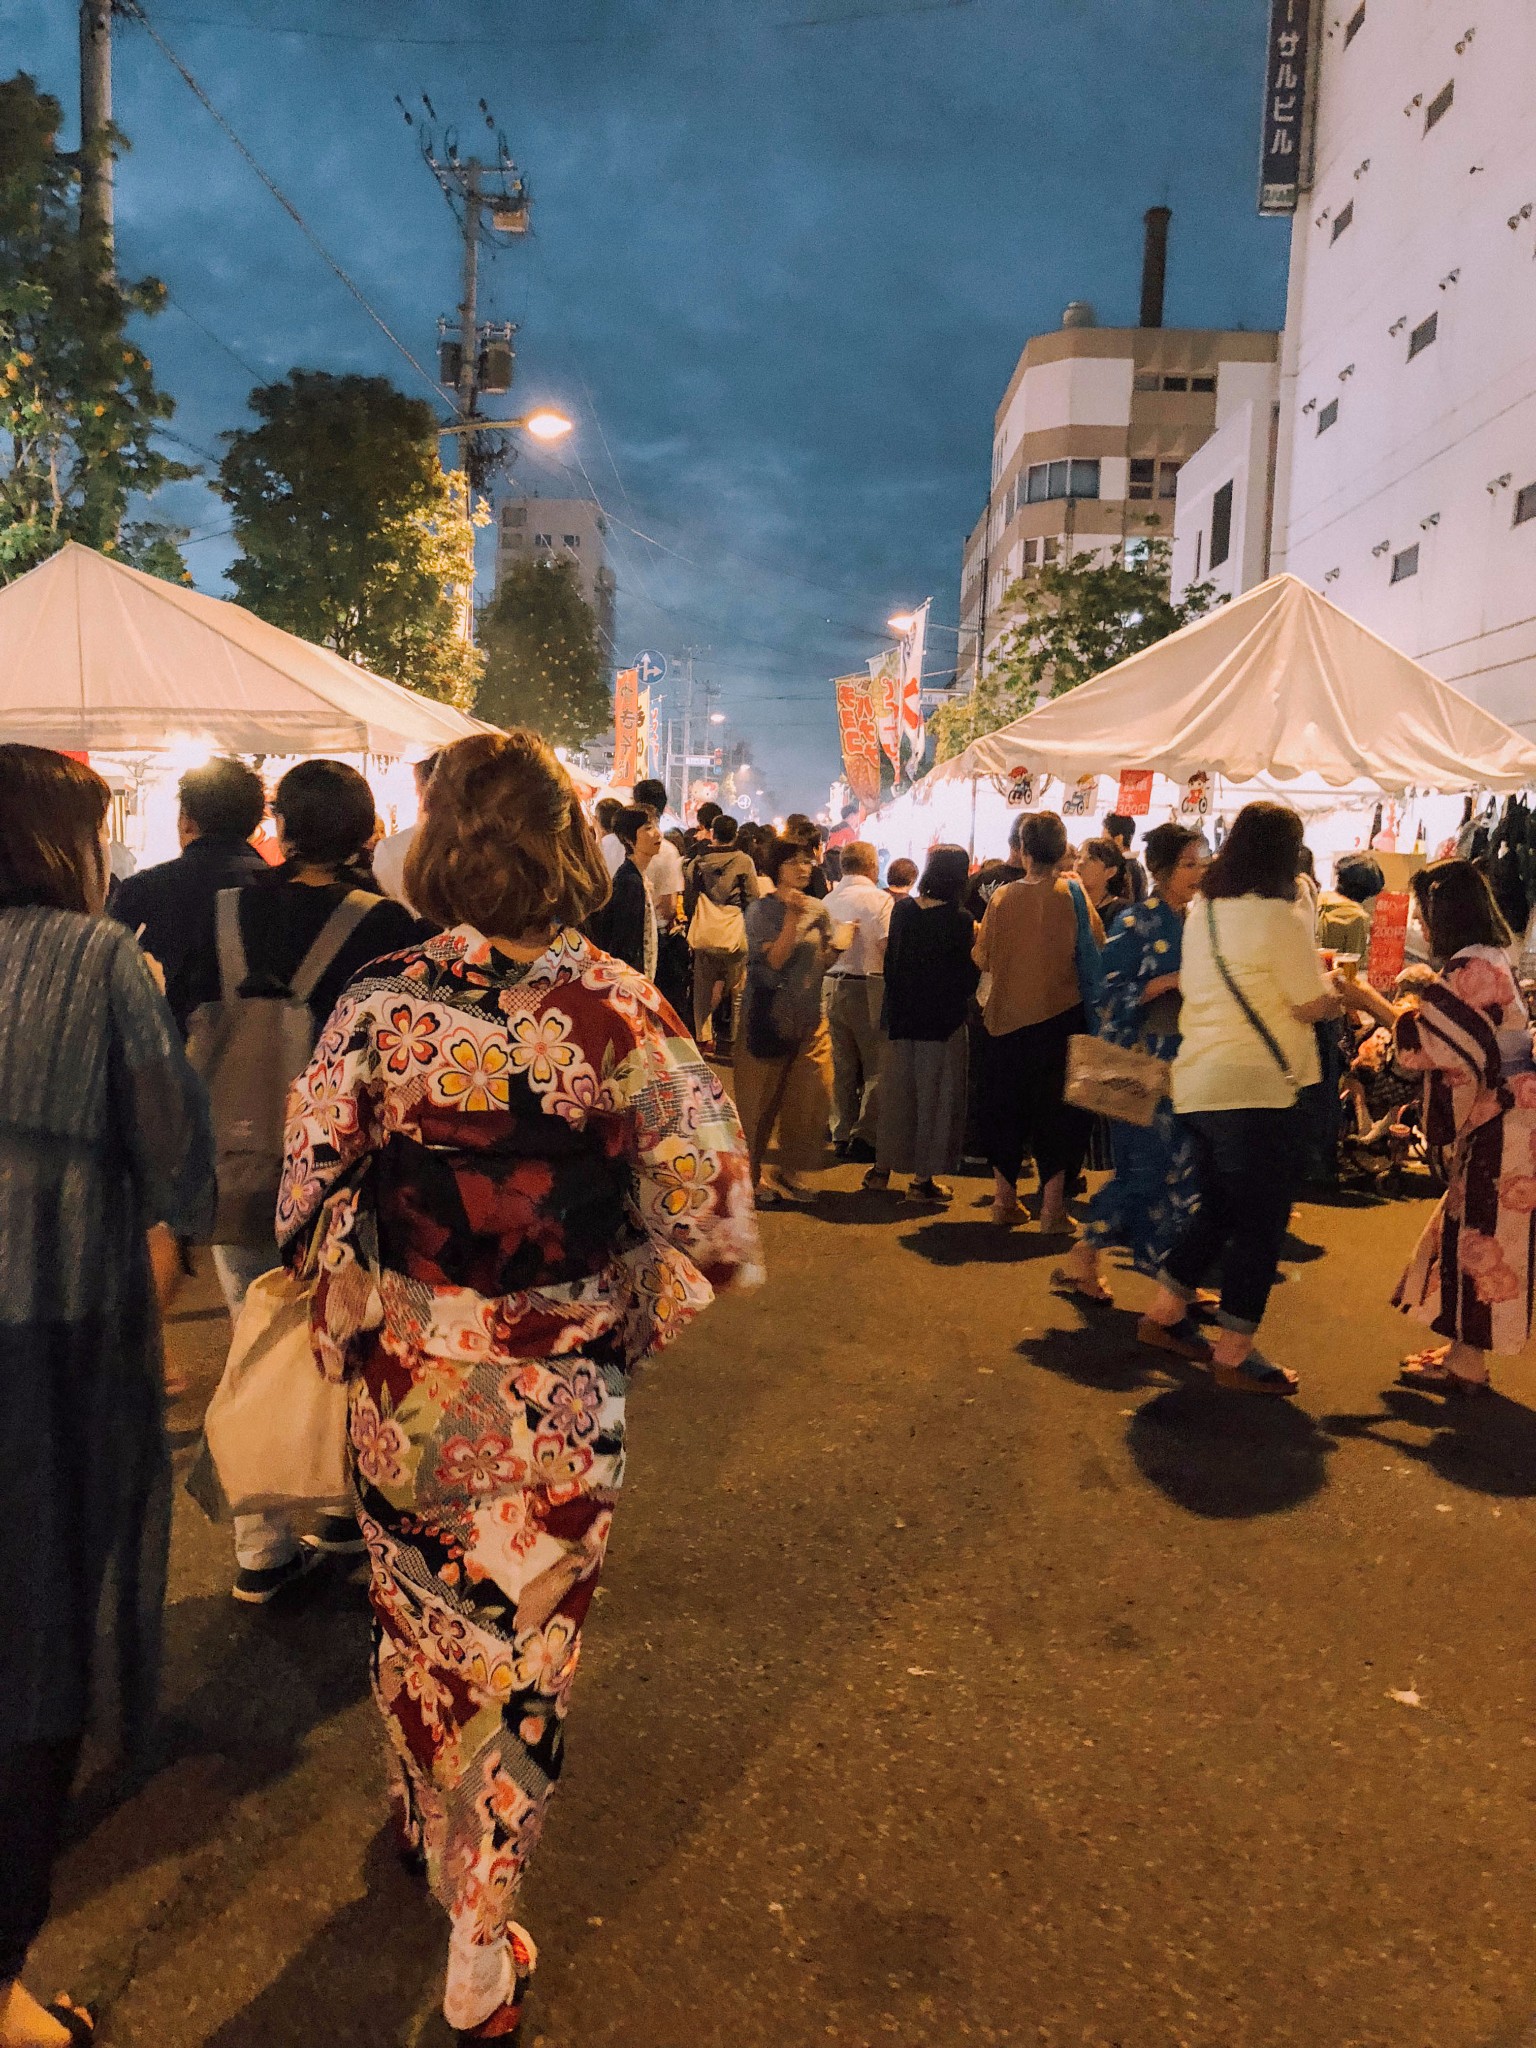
left=745, top=978, right=801, bottom=1059
left=1205, top=899, right=1299, bottom=1102
left=688, top=890, right=747, bottom=953
left=1065, top=874, right=1107, bottom=1010
left=192, top=1268, right=351, bottom=1519
left=1064, top=1033, right=1170, bottom=1127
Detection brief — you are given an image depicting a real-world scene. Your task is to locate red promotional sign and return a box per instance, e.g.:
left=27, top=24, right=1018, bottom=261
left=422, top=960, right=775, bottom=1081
left=835, top=675, right=883, bottom=807
left=1115, top=769, right=1153, bottom=817
left=1367, top=891, right=1410, bottom=991
left=612, top=668, right=640, bottom=787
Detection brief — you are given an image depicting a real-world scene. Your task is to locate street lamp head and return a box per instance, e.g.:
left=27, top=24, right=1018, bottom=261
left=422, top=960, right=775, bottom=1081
left=523, top=408, right=574, bottom=442
left=709, top=712, right=727, bottom=724
left=887, top=611, right=918, bottom=634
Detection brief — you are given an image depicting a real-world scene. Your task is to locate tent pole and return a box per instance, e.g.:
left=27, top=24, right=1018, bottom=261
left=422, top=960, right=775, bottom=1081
left=969, top=776, right=977, bottom=859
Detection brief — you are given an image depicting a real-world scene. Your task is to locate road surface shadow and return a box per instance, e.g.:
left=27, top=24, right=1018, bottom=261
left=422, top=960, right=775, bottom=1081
left=1318, top=1385, right=1536, bottom=1498
left=1279, top=1227, right=1328, bottom=1263
left=1018, top=1315, right=1195, bottom=1395
left=898, top=1220, right=1063, bottom=1266
left=198, top=1826, right=446, bottom=2048
left=1127, top=1384, right=1334, bottom=1518
left=58, top=1562, right=372, bottom=1910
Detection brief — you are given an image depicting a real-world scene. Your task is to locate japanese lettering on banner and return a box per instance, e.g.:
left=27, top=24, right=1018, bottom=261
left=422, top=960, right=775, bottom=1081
left=1115, top=769, right=1153, bottom=818
left=1367, top=892, right=1410, bottom=991
left=1062, top=775, right=1098, bottom=818
left=896, top=600, right=929, bottom=779
left=834, top=675, right=884, bottom=807
left=612, top=667, right=640, bottom=787
left=1179, top=772, right=1210, bottom=821
left=635, top=686, right=651, bottom=779
left=867, top=648, right=903, bottom=775
left=1258, top=0, right=1313, bottom=215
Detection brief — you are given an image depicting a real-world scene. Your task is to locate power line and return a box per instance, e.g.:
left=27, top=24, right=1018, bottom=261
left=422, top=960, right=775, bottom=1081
left=163, top=287, right=264, bottom=382
left=127, top=3, right=448, bottom=410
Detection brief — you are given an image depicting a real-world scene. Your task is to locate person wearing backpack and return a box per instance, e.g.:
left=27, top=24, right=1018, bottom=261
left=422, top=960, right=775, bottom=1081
left=184, top=758, right=428, bottom=1602
left=686, top=812, right=757, bottom=1054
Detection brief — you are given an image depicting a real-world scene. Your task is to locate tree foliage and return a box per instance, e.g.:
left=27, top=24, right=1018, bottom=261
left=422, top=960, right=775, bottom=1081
left=218, top=369, right=485, bottom=708
left=930, top=538, right=1219, bottom=761
left=0, top=73, right=191, bottom=582
left=477, top=554, right=609, bottom=747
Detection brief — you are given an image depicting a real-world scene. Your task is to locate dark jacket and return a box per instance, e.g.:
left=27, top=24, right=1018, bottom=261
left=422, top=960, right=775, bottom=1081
left=112, top=834, right=269, bottom=1034
left=586, top=858, right=649, bottom=974
left=883, top=897, right=979, bottom=1041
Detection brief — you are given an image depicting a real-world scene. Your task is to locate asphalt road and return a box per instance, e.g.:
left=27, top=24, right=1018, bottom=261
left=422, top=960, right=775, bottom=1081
left=31, top=1165, right=1536, bottom=2048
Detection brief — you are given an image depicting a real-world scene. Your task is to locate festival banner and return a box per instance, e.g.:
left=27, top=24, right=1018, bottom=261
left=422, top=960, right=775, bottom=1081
left=1367, top=892, right=1410, bottom=991
left=867, top=648, right=903, bottom=776
left=1115, top=769, right=1154, bottom=817
left=896, top=600, right=930, bottom=778
left=612, top=667, right=640, bottom=787
left=635, top=687, right=651, bottom=779
left=1179, top=772, right=1210, bottom=821
left=990, top=766, right=1045, bottom=808
left=835, top=674, right=883, bottom=807
left=1062, top=775, right=1099, bottom=818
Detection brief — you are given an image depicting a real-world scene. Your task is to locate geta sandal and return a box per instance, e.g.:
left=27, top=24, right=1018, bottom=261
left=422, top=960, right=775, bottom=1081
left=1137, top=1314, right=1211, bottom=1363
left=1211, top=1353, right=1298, bottom=1396
left=1050, top=1267, right=1113, bottom=1305
left=1397, top=1359, right=1491, bottom=1396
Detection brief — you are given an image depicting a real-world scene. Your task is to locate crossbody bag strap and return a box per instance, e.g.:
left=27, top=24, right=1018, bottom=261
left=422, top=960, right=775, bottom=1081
left=214, top=888, right=249, bottom=1002
left=1204, top=899, right=1295, bottom=1087
left=290, top=890, right=379, bottom=1005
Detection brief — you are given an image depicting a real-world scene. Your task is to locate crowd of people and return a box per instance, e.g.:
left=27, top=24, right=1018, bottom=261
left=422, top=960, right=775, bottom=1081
left=3, top=734, right=1534, bottom=2047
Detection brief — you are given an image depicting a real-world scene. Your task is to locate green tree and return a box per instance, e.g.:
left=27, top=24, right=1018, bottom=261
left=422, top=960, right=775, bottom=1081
left=0, top=73, right=191, bottom=582
left=930, top=538, right=1219, bottom=761
left=477, top=555, right=609, bottom=747
left=218, top=369, right=485, bottom=708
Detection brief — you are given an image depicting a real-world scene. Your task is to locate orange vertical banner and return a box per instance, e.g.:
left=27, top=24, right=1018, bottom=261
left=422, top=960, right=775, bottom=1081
left=613, top=668, right=640, bottom=786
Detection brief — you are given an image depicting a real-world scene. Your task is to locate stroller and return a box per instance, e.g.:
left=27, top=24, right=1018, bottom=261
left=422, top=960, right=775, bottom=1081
left=1335, top=967, right=1449, bottom=1195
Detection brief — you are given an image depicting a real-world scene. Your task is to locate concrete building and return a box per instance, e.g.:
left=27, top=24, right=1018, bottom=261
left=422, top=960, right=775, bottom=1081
left=1175, top=0, right=1536, bottom=735
left=495, top=496, right=617, bottom=665
left=958, top=212, right=1279, bottom=686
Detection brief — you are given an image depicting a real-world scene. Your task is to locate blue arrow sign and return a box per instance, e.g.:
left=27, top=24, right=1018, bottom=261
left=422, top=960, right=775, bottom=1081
left=634, top=649, right=668, bottom=687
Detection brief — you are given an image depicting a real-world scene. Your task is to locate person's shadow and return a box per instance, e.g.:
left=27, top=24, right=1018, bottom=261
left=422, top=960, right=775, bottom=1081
left=1319, top=1384, right=1536, bottom=1499
left=1126, top=1384, right=1335, bottom=1518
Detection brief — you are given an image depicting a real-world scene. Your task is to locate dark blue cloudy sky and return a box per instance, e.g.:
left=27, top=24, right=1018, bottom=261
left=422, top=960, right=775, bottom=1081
left=5, top=0, right=1288, bottom=810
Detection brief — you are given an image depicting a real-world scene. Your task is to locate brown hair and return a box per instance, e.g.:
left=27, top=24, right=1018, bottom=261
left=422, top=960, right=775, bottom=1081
left=404, top=731, right=611, bottom=940
left=1410, top=857, right=1512, bottom=961
left=0, top=743, right=112, bottom=913
left=1200, top=801, right=1303, bottom=901
left=1020, top=811, right=1068, bottom=868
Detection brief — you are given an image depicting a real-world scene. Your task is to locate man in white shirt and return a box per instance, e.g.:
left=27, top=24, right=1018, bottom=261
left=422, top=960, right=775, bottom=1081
left=373, top=753, right=439, bottom=908
left=823, top=840, right=893, bottom=1158
left=634, top=779, right=684, bottom=924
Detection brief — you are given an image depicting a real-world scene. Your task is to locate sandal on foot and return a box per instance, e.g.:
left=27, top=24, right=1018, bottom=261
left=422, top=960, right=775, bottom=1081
left=45, top=2001, right=96, bottom=2047
left=991, top=1201, right=1024, bottom=1226
left=1051, top=1266, right=1113, bottom=1305
left=861, top=1166, right=891, bottom=1192
left=909, top=1177, right=951, bottom=1204
left=1038, top=1211, right=1081, bottom=1241
left=1397, top=1359, right=1491, bottom=1396
left=1137, top=1314, right=1211, bottom=1363
left=1211, top=1353, right=1298, bottom=1397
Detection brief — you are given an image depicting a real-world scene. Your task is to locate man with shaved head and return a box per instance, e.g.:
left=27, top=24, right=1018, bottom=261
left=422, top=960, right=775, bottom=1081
left=823, top=839, right=893, bottom=1159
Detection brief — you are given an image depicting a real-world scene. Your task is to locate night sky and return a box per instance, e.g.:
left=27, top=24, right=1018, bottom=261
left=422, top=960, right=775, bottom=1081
left=6, top=0, right=1288, bottom=811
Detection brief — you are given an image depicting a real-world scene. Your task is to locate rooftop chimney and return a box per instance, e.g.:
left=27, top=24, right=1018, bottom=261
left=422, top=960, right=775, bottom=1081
left=1139, top=206, right=1171, bottom=329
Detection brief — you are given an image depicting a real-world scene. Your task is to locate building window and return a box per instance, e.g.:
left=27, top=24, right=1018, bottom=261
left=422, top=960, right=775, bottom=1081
left=563, top=533, right=580, bottom=547
left=1331, top=199, right=1354, bottom=241
left=1317, top=398, right=1339, bottom=433
left=534, top=532, right=553, bottom=546
left=1162, top=375, right=1188, bottom=392
left=1133, top=371, right=1160, bottom=392
left=1194, top=531, right=1203, bottom=579
left=1129, top=458, right=1155, bottom=501
left=1209, top=480, right=1234, bottom=569
left=502, top=505, right=526, bottom=527
left=1042, top=537, right=1059, bottom=563
left=1424, top=79, right=1454, bottom=131
left=1022, top=538, right=1038, bottom=564
left=1407, top=312, right=1438, bottom=360
left=1344, top=1, right=1366, bottom=44
left=1158, top=460, right=1181, bottom=499
left=1069, top=458, right=1100, bottom=498
left=1513, top=482, right=1536, bottom=526
left=1124, top=537, right=1151, bottom=567
left=1024, top=459, right=1100, bottom=503
left=1391, top=543, right=1420, bottom=583
left=1191, top=375, right=1217, bottom=393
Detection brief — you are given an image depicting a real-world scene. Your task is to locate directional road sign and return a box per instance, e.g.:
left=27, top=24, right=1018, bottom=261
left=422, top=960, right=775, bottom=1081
left=634, top=649, right=668, bottom=688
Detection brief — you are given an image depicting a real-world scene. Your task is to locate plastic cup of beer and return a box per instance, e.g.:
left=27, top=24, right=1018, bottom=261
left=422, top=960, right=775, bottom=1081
left=1335, top=953, right=1361, bottom=983
left=1317, top=948, right=1337, bottom=972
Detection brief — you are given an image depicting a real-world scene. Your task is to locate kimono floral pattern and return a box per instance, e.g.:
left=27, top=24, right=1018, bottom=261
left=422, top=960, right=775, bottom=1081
left=277, top=924, right=759, bottom=2035
left=1084, top=895, right=1198, bottom=1278
left=1392, top=946, right=1536, bottom=1353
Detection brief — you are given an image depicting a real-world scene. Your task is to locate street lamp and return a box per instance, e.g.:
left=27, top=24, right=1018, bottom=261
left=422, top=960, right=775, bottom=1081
left=887, top=611, right=918, bottom=634
left=437, top=406, right=574, bottom=441
left=709, top=711, right=727, bottom=724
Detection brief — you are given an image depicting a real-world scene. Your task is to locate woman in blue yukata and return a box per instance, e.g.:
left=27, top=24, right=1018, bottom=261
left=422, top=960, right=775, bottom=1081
left=1052, top=821, right=1210, bottom=1306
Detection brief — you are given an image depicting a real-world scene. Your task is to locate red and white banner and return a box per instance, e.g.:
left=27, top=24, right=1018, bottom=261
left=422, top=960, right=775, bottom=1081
left=835, top=674, right=883, bottom=807
left=613, top=667, right=640, bottom=787
left=1115, top=769, right=1153, bottom=817
left=896, top=600, right=929, bottom=778
left=867, top=648, right=902, bottom=774
left=1367, top=891, right=1410, bottom=991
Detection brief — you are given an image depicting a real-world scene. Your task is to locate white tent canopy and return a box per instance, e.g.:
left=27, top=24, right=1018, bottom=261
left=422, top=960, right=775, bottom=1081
left=0, top=542, right=488, bottom=755
left=931, top=574, right=1536, bottom=796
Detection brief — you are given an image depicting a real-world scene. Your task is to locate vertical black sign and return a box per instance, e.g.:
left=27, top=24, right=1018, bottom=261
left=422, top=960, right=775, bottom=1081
left=1258, top=0, right=1313, bottom=214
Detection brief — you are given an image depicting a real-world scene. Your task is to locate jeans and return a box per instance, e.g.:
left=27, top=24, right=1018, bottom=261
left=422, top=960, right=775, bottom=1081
left=1158, top=1105, right=1306, bottom=1334
left=213, top=1243, right=301, bottom=1573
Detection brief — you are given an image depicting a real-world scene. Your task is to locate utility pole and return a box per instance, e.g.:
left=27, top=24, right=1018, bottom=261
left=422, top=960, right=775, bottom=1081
left=79, top=0, right=114, bottom=268
left=456, top=158, right=481, bottom=431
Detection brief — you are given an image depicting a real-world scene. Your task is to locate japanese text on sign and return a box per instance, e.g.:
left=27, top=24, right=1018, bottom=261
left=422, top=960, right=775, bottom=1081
left=1258, top=0, right=1313, bottom=214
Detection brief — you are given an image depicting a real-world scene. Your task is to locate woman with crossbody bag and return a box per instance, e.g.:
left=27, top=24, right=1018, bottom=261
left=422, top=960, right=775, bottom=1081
left=735, top=835, right=837, bottom=1204
left=1138, top=803, right=1344, bottom=1395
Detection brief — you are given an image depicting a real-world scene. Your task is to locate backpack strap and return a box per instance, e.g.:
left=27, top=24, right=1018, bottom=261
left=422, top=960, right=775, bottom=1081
left=290, top=890, right=380, bottom=1005
left=214, top=888, right=249, bottom=1003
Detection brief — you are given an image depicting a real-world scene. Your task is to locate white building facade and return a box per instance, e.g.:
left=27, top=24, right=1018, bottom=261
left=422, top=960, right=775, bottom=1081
left=1177, top=0, right=1536, bottom=734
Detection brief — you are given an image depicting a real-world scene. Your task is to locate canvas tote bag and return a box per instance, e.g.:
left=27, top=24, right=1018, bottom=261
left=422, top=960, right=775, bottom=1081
left=198, top=1268, right=350, bottom=1518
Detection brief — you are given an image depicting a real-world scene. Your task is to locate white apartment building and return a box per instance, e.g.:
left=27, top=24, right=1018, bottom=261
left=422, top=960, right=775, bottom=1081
left=495, top=496, right=617, bottom=663
left=960, top=214, right=1279, bottom=685
left=1175, top=0, right=1536, bottom=734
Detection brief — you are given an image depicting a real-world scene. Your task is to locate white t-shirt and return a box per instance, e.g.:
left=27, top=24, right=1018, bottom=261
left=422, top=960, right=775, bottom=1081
left=1171, top=895, right=1329, bottom=1113
left=373, top=825, right=417, bottom=906
left=649, top=838, right=684, bottom=904
left=823, top=872, right=893, bottom=977
left=600, top=832, right=625, bottom=877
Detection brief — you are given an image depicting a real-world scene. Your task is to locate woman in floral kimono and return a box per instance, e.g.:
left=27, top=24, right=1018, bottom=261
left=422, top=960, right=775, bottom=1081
left=277, top=733, right=760, bottom=2041
left=1052, top=823, right=1209, bottom=1306
left=1344, top=860, right=1536, bottom=1394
